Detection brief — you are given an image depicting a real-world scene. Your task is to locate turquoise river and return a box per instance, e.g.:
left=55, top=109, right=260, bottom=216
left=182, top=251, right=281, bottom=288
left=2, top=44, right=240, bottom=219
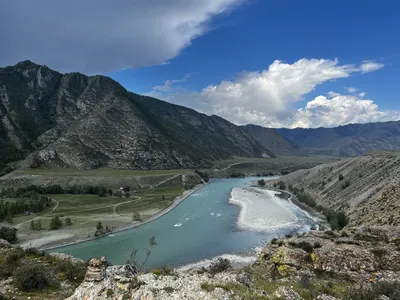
left=50, top=177, right=314, bottom=269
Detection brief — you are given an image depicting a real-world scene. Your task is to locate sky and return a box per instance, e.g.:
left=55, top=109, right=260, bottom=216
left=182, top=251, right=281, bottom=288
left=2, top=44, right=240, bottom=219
left=1, top=0, right=399, bottom=128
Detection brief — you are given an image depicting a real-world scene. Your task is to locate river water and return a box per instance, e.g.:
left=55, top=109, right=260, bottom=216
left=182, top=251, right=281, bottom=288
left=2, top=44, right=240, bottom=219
left=51, top=177, right=314, bottom=269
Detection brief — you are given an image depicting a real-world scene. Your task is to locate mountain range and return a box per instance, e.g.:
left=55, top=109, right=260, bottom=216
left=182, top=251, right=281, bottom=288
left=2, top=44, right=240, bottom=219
left=1, top=60, right=400, bottom=171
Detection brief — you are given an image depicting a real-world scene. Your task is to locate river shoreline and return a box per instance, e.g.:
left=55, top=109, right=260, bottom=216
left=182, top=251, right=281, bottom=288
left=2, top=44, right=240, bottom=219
left=42, top=182, right=208, bottom=251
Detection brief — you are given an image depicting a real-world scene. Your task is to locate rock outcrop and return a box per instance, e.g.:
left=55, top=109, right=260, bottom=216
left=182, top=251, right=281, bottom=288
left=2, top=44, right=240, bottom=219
left=67, top=226, right=400, bottom=299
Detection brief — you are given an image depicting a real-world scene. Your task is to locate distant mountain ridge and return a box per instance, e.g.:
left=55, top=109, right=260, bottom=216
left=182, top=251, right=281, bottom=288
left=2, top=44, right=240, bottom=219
left=0, top=60, right=271, bottom=170
left=276, top=121, right=400, bottom=157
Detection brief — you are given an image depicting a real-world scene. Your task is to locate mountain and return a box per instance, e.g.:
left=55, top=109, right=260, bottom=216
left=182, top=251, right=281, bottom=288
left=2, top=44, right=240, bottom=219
left=276, top=121, right=400, bottom=157
left=241, top=124, right=300, bottom=156
left=0, top=61, right=271, bottom=170
left=275, top=151, right=400, bottom=227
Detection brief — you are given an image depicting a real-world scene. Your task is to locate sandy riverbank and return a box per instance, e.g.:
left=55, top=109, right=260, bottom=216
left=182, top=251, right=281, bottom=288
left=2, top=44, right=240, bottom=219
left=229, top=187, right=299, bottom=231
left=39, top=182, right=208, bottom=251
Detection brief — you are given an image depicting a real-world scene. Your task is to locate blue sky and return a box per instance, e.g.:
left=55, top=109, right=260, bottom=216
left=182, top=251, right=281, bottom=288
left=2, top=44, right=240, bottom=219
left=1, top=0, right=399, bottom=128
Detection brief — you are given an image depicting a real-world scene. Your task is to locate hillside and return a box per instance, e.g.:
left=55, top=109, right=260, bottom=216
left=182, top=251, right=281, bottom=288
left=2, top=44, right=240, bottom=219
left=241, top=124, right=300, bottom=156
left=0, top=61, right=270, bottom=171
left=275, top=151, right=400, bottom=227
left=277, top=122, right=400, bottom=157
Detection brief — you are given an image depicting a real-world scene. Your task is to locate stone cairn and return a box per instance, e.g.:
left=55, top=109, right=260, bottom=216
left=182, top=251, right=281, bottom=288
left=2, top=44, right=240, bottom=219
left=84, top=256, right=108, bottom=282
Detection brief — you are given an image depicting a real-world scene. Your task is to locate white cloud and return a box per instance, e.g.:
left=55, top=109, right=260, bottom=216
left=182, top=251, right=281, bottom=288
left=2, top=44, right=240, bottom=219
left=151, top=58, right=398, bottom=128
left=360, top=60, right=384, bottom=73
left=0, top=0, right=243, bottom=73
left=359, top=92, right=367, bottom=98
left=292, top=94, right=400, bottom=128
left=346, top=87, right=358, bottom=93
left=152, top=74, right=192, bottom=93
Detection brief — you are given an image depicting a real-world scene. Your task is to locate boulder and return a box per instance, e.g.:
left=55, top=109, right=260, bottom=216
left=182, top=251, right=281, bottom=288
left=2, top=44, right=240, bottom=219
left=274, top=286, right=303, bottom=300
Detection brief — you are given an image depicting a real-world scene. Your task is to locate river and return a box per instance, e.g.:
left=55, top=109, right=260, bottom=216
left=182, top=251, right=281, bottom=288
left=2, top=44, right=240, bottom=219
left=50, top=177, right=314, bottom=269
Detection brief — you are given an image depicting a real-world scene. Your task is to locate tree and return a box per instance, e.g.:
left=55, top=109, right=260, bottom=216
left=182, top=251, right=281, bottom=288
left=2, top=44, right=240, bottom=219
left=49, top=216, right=62, bottom=230
left=65, top=218, right=72, bottom=226
left=133, top=212, right=142, bottom=222
left=257, top=179, right=266, bottom=186
left=337, top=211, right=349, bottom=229
left=0, top=227, right=18, bottom=243
left=278, top=181, right=286, bottom=190
left=96, top=222, right=103, bottom=231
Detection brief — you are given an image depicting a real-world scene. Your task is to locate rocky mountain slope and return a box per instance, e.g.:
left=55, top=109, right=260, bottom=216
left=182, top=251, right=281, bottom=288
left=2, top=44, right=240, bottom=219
left=277, top=122, right=400, bottom=157
left=241, top=124, right=300, bottom=157
left=0, top=61, right=270, bottom=171
left=275, top=151, right=400, bottom=227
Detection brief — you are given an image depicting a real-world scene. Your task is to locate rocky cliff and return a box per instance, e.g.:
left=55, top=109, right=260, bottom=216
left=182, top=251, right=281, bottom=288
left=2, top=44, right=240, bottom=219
left=0, top=61, right=270, bottom=171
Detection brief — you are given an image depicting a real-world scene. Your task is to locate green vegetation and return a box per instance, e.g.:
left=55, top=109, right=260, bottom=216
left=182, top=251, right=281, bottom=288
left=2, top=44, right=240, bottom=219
left=257, top=179, right=266, bottom=186
left=345, top=281, right=400, bottom=300
left=23, top=167, right=189, bottom=177
left=195, top=170, right=209, bottom=182
left=0, top=227, right=18, bottom=243
left=341, top=180, right=351, bottom=189
left=65, top=217, right=72, bottom=225
left=49, top=216, right=62, bottom=230
left=289, top=186, right=348, bottom=230
left=12, top=261, right=53, bottom=291
left=0, top=194, right=52, bottom=222
left=133, top=212, right=142, bottom=222
left=207, top=258, right=232, bottom=275
left=0, top=245, right=85, bottom=298
left=151, top=266, right=175, bottom=276
left=339, top=173, right=344, bottom=181
left=2, top=184, right=110, bottom=197
left=30, top=220, right=42, bottom=230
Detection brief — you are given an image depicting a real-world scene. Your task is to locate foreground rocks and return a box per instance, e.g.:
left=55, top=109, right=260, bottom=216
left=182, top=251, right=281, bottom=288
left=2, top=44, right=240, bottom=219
left=66, top=226, right=400, bottom=299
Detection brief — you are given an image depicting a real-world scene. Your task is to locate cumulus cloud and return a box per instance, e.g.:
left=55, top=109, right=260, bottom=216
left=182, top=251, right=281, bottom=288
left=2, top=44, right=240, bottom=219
left=150, top=58, right=398, bottom=128
left=292, top=94, right=400, bottom=128
left=0, top=0, right=242, bottom=73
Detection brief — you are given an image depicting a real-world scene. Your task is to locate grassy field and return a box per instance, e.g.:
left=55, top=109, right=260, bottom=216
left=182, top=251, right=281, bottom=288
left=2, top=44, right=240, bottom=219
left=23, top=167, right=191, bottom=177
left=7, top=184, right=186, bottom=248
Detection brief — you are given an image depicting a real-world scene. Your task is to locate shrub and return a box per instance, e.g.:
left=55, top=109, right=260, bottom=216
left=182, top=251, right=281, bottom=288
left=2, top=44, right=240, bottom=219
left=339, top=173, right=344, bottom=181
left=49, top=216, right=62, bottom=230
left=257, top=179, right=266, bottom=186
left=341, top=180, right=351, bottom=190
left=278, top=181, right=286, bottom=190
left=132, top=212, right=142, bottom=222
left=0, top=227, right=18, bottom=243
left=345, top=281, right=400, bottom=300
left=65, top=218, right=72, bottom=226
left=297, top=241, right=314, bottom=253
left=56, top=260, right=86, bottom=282
left=208, top=258, right=232, bottom=275
left=13, top=262, right=52, bottom=291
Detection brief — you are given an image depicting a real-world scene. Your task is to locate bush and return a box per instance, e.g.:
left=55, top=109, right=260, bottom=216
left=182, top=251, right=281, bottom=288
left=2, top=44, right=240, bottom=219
left=65, top=218, right=72, bottom=226
left=345, top=281, right=400, bottom=300
left=13, top=262, right=52, bottom=291
left=341, top=180, right=351, bottom=189
left=257, top=179, right=266, bottom=186
left=56, top=260, right=86, bottom=282
left=0, top=227, right=18, bottom=243
left=278, top=181, right=286, bottom=190
left=208, top=258, right=232, bottom=275
left=339, top=173, right=344, bottom=181
left=49, top=216, right=62, bottom=230
left=297, top=241, right=314, bottom=253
